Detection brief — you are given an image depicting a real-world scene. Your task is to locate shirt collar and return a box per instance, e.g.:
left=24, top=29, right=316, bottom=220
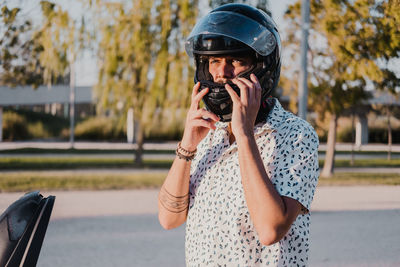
left=255, top=98, right=287, bottom=132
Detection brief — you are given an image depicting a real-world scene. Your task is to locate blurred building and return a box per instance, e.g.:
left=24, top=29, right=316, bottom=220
left=0, top=85, right=94, bottom=141
left=0, top=85, right=399, bottom=143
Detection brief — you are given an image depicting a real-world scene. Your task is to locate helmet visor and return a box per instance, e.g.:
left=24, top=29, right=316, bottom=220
left=186, top=11, right=276, bottom=57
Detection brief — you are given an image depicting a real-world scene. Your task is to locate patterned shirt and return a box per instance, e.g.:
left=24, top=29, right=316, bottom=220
left=185, top=98, right=319, bottom=266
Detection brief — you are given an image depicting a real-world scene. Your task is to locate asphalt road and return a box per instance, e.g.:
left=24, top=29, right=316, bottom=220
left=1, top=186, right=400, bottom=266
left=36, top=210, right=400, bottom=267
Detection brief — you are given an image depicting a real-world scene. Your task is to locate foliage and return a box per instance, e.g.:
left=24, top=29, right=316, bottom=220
left=208, top=0, right=272, bottom=15
left=94, top=0, right=198, bottom=164
left=337, top=125, right=400, bottom=143
left=2, top=111, right=30, bottom=140
left=0, top=6, right=43, bottom=87
left=145, top=108, right=186, bottom=141
left=33, top=1, right=90, bottom=86
left=368, top=127, right=400, bottom=144
left=73, top=116, right=124, bottom=141
left=33, top=1, right=70, bottom=86
left=27, top=122, right=51, bottom=139
left=2, top=108, right=188, bottom=141
left=2, top=109, right=69, bottom=140
left=0, top=1, right=84, bottom=87
left=284, top=0, right=400, bottom=118
left=283, top=0, right=400, bottom=176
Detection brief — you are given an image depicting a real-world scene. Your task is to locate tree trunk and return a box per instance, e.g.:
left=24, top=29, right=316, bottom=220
left=134, top=121, right=144, bottom=167
left=321, top=114, right=338, bottom=178
left=350, top=112, right=355, bottom=166
left=387, top=105, right=392, bottom=161
left=0, top=106, right=3, bottom=142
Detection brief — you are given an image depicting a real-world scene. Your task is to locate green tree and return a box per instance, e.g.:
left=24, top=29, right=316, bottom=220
left=0, top=1, right=88, bottom=88
left=95, top=0, right=197, bottom=165
left=34, top=1, right=89, bottom=86
left=208, top=0, right=271, bottom=15
left=34, top=1, right=91, bottom=144
left=0, top=6, right=43, bottom=87
left=283, top=0, right=400, bottom=177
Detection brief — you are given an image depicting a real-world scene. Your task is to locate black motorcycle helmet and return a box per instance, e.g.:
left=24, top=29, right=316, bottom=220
left=185, top=3, right=281, bottom=122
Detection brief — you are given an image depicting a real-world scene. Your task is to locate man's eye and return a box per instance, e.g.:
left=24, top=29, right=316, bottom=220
left=233, top=59, right=244, bottom=64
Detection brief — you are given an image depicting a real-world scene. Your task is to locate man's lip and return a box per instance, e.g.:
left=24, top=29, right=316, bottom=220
left=215, top=79, right=230, bottom=84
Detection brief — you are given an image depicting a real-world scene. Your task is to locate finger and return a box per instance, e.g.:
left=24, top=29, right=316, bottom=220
left=224, top=83, right=240, bottom=104
left=237, top=77, right=256, bottom=102
left=231, top=78, right=249, bottom=104
left=250, top=74, right=262, bottom=102
left=194, top=87, right=209, bottom=105
left=191, top=82, right=201, bottom=99
left=190, top=82, right=201, bottom=109
left=237, top=77, right=255, bottom=89
left=192, top=119, right=217, bottom=130
left=191, top=87, right=208, bottom=110
left=196, top=108, right=220, bottom=122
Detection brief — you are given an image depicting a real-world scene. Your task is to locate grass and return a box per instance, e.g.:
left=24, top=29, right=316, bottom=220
left=318, top=173, right=400, bottom=186
left=0, top=157, right=173, bottom=170
left=0, top=172, right=399, bottom=192
left=0, top=172, right=167, bottom=192
left=321, top=158, right=400, bottom=168
left=0, top=155, right=399, bottom=192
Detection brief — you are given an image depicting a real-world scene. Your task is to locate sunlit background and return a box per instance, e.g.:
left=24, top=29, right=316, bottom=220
left=0, top=1, right=399, bottom=266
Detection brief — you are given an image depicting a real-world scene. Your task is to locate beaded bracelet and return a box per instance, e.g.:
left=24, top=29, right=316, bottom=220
left=177, top=142, right=197, bottom=155
left=176, top=142, right=196, bottom=161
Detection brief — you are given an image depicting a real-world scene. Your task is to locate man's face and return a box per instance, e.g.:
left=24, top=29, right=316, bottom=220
left=208, top=55, right=254, bottom=84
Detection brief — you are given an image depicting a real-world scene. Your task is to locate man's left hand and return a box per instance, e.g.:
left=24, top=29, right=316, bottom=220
left=225, top=73, right=261, bottom=138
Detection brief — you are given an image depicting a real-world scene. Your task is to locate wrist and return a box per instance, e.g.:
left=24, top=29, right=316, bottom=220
left=176, top=142, right=197, bottom=161
left=235, top=130, right=255, bottom=144
left=233, top=127, right=254, bottom=140
left=180, top=138, right=197, bottom=152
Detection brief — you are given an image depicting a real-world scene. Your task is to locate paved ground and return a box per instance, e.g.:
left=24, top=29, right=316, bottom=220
left=1, top=186, right=400, bottom=219
left=34, top=210, right=400, bottom=267
left=1, top=186, right=400, bottom=266
left=2, top=166, right=400, bottom=176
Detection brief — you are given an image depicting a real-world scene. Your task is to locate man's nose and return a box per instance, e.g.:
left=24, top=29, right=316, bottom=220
left=217, top=61, right=234, bottom=78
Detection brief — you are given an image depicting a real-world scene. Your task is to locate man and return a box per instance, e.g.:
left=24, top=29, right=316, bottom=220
left=158, top=4, right=319, bottom=266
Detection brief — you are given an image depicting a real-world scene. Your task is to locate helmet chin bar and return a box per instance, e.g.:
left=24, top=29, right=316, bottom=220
left=194, top=57, right=275, bottom=122
left=196, top=79, right=239, bottom=122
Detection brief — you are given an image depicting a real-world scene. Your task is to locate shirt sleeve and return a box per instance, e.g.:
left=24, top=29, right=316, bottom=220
left=268, top=121, right=320, bottom=211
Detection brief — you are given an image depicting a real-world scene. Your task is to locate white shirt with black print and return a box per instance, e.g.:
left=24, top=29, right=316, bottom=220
left=185, top=98, right=319, bottom=267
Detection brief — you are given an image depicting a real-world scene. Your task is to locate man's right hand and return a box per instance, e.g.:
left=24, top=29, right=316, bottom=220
left=180, top=82, right=220, bottom=151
